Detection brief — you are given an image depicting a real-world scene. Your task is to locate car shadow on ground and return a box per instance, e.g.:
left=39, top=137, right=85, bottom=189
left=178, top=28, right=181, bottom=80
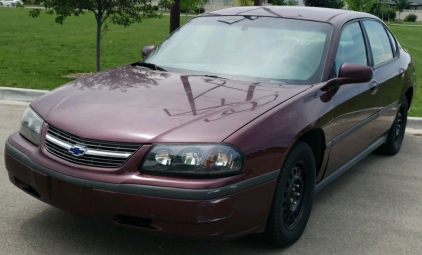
left=18, top=206, right=286, bottom=254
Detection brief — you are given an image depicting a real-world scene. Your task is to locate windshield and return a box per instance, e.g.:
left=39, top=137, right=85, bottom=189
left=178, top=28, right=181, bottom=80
left=146, top=16, right=333, bottom=85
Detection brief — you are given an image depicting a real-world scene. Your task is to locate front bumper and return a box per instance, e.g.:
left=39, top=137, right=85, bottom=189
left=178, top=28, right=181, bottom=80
left=4, top=135, right=278, bottom=240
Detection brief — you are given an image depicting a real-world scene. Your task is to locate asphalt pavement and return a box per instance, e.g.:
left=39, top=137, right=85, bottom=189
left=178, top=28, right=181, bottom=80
left=1, top=102, right=422, bottom=254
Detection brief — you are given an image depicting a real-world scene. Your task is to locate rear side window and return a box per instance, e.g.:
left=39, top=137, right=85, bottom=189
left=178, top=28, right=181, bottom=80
left=386, top=29, right=397, bottom=56
left=363, top=21, right=394, bottom=66
left=334, top=22, right=368, bottom=77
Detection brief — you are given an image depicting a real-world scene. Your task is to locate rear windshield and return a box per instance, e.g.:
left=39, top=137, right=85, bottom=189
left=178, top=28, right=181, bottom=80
left=146, top=16, right=333, bottom=85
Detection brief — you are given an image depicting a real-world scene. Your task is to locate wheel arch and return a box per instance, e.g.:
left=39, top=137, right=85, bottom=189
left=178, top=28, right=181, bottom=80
left=405, top=87, right=414, bottom=110
left=296, top=128, right=326, bottom=178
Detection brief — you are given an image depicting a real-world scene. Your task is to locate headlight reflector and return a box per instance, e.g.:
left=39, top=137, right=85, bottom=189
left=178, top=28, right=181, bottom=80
left=141, top=144, right=243, bottom=177
left=19, top=107, right=43, bottom=145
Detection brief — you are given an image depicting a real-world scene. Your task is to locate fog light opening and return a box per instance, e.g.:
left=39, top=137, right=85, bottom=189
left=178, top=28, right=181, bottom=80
left=14, top=178, right=40, bottom=199
left=115, top=215, right=155, bottom=230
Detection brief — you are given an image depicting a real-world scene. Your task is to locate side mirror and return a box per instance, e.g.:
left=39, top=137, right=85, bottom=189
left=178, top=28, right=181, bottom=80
left=337, top=63, right=373, bottom=86
left=319, top=63, right=373, bottom=103
left=142, top=45, right=155, bottom=59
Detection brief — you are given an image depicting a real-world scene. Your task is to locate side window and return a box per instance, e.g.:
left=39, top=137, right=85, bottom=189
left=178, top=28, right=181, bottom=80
left=334, top=22, right=368, bottom=77
left=363, top=21, right=394, bottom=66
left=386, top=29, right=397, bottom=56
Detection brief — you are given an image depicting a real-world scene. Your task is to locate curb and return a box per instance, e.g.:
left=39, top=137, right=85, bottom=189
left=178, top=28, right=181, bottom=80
left=0, top=87, right=49, bottom=102
left=408, top=117, right=422, bottom=130
left=1, top=87, right=422, bottom=130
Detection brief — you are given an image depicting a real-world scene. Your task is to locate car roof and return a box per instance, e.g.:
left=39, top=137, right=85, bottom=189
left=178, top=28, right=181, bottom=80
left=202, top=6, right=377, bottom=25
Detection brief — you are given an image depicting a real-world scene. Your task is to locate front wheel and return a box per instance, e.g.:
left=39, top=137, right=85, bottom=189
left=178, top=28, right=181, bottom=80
left=0, top=3, right=3, bottom=6
left=259, top=141, right=316, bottom=247
left=11, top=3, right=15, bottom=6
left=377, top=98, right=408, bottom=156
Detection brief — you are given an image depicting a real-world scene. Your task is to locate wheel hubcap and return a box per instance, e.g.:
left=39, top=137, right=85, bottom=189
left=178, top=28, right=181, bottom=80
left=283, top=165, right=305, bottom=229
left=395, top=112, right=403, bottom=140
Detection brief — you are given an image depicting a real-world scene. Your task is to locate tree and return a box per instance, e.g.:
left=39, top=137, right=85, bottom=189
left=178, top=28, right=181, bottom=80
left=393, top=0, right=413, bottom=19
left=158, top=0, right=173, bottom=11
left=30, top=0, right=161, bottom=72
left=344, top=0, right=377, bottom=12
left=254, top=0, right=262, bottom=6
left=181, top=0, right=200, bottom=22
left=303, top=0, right=344, bottom=8
left=170, top=0, right=181, bottom=33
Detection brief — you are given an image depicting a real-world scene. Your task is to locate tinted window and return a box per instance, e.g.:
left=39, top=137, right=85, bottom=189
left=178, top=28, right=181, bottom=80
left=386, top=29, right=397, bottom=56
left=146, top=16, right=333, bottom=85
left=363, top=21, right=394, bottom=66
left=334, top=22, right=368, bottom=76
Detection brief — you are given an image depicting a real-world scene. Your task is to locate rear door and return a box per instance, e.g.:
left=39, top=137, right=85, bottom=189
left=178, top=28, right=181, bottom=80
left=361, top=20, right=405, bottom=139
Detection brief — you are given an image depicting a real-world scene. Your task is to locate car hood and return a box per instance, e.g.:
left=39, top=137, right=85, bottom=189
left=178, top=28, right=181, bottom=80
left=31, top=65, right=311, bottom=143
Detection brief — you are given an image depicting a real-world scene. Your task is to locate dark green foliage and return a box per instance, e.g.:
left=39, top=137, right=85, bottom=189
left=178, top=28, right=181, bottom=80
left=404, top=13, right=418, bottom=21
left=371, top=0, right=397, bottom=20
left=270, top=0, right=287, bottom=5
left=153, top=5, right=159, bottom=11
left=158, top=0, right=173, bottom=11
left=302, top=0, right=344, bottom=8
left=195, top=7, right=205, bottom=13
left=393, top=0, right=413, bottom=13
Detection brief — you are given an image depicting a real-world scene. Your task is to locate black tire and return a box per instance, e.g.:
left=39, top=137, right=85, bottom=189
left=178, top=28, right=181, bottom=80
left=377, top=98, right=408, bottom=156
left=259, top=141, right=316, bottom=247
left=11, top=3, right=15, bottom=6
left=0, top=3, right=3, bottom=6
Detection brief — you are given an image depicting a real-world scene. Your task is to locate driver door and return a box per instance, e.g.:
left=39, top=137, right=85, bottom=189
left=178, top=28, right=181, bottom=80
left=324, top=21, right=378, bottom=177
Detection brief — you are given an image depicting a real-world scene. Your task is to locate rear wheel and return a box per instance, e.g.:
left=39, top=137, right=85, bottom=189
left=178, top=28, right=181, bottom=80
left=0, top=3, right=3, bottom=6
left=11, top=3, right=15, bottom=6
left=377, top=98, right=408, bottom=156
left=259, top=141, right=316, bottom=247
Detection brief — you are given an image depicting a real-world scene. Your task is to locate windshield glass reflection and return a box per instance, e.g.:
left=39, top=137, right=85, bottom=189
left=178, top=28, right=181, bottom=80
left=146, top=16, right=332, bottom=85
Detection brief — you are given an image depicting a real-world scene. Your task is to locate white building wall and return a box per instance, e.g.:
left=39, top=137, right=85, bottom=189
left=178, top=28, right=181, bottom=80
left=399, top=10, right=422, bottom=21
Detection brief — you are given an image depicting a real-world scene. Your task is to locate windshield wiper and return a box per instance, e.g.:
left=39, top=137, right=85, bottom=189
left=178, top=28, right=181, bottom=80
left=188, top=74, right=230, bottom=80
left=133, top=62, right=167, bottom=72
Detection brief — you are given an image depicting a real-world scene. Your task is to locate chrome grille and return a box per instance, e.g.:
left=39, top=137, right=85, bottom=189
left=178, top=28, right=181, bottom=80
left=45, top=125, right=141, bottom=168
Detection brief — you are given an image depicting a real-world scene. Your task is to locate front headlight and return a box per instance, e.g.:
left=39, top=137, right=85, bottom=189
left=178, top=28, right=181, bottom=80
left=141, top=144, right=244, bottom=177
left=19, top=107, right=44, bottom=146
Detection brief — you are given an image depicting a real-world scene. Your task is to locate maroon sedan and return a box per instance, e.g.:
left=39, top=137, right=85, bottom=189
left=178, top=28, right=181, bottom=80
left=4, top=7, right=417, bottom=246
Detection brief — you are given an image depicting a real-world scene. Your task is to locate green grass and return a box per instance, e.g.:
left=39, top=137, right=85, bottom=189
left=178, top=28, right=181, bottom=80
left=0, top=8, right=421, bottom=116
left=0, top=8, right=170, bottom=90
left=388, top=20, right=422, bottom=25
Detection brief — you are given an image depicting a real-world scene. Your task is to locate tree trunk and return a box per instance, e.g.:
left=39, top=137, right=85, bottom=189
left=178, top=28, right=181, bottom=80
left=170, top=0, right=181, bottom=33
left=96, top=20, right=101, bottom=72
left=254, top=0, right=262, bottom=6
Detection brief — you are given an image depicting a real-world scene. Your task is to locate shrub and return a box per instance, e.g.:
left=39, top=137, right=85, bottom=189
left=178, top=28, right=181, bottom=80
left=194, top=7, right=205, bottom=13
left=152, top=5, right=159, bottom=11
left=378, top=7, right=396, bottom=21
left=404, top=13, right=418, bottom=22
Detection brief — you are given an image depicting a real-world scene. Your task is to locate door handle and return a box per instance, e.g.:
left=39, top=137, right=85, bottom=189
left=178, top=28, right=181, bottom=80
left=399, top=68, right=405, bottom=78
left=369, top=81, right=378, bottom=95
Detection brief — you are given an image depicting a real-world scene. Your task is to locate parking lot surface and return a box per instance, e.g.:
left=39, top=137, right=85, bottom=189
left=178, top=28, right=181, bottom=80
left=1, top=102, right=422, bottom=254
